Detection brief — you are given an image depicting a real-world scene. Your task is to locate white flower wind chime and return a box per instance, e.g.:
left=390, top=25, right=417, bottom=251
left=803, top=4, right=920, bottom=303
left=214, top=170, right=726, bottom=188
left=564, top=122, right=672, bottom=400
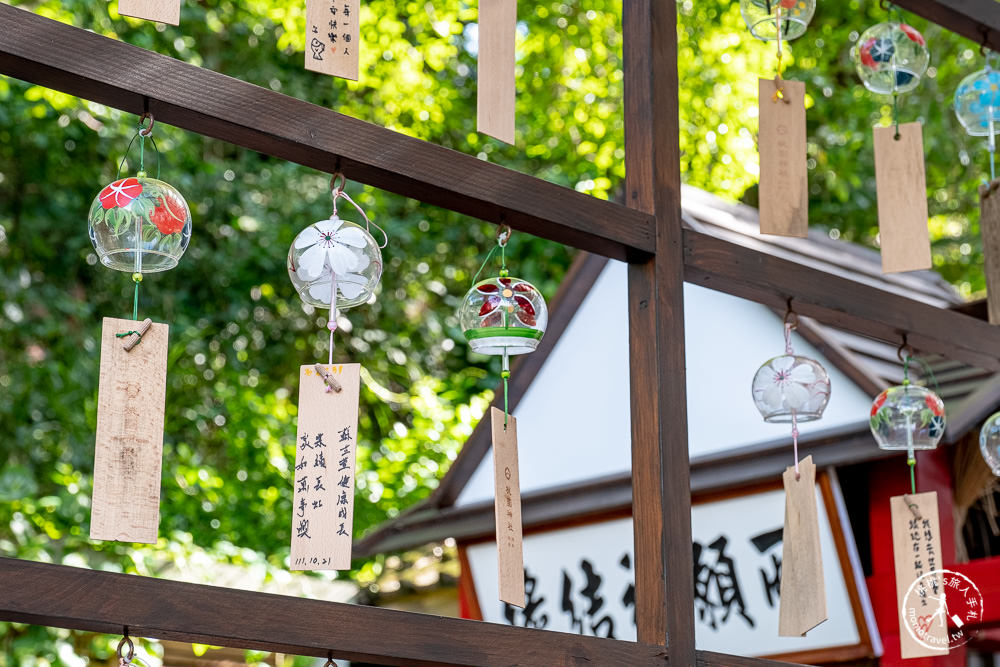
left=750, top=310, right=831, bottom=637
left=285, top=174, right=387, bottom=572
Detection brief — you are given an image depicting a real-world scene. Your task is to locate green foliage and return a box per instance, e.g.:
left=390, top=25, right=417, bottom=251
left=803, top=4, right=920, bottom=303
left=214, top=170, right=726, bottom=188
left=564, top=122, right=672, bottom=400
left=0, top=0, right=992, bottom=663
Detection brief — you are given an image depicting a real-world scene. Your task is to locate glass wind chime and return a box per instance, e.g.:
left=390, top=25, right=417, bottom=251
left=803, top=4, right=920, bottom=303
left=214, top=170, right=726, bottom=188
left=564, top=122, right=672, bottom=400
left=955, top=51, right=1000, bottom=182
left=459, top=225, right=547, bottom=605
left=85, top=113, right=192, bottom=544
left=288, top=173, right=386, bottom=361
left=751, top=314, right=831, bottom=472
left=740, top=0, right=815, bottom=238
left=869, top=352, right=946, bottom=492
left=459, top=227, right=548, bottom=422
left=751, top=312, right=831, bottom=636
left=286, top=174, right=386, bottom=571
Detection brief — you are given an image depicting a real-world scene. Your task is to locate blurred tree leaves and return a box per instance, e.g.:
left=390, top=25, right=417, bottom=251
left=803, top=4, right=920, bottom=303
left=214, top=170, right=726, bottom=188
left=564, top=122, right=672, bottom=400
left=0, top=0, right=992, bottom=663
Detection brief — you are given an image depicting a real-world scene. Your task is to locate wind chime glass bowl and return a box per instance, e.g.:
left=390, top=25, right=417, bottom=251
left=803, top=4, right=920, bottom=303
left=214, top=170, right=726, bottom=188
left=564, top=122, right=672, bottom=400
left=739, top=0, right=815, bottom=41
left=870, top=384, right=945, bottom=451
left=751, top=354, right=831, bottom=423
left=853, top=22, right=929, bottom=95
left=87, top=175, right=192, bottom=272
left=460, top=276, right=547, bottom=355
left=288, top=216, right=383, bottom=310
left=954, top=61, right=1000, bottom=137
left=979, top=412, right=1000, bottom=475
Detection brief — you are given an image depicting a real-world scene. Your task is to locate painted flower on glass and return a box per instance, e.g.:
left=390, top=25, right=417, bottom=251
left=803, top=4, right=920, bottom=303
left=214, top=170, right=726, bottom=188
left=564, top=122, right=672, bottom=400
left=150, top=193, right=187, bottom=234
left=477, top=278, right=537, bottom=327
left=860, top=37, right=894, bottom=69
left=304, top=256, right=373, bottom=304
left=754, top=356, right=818, bottom=413
left=99, top=178, right=143, bottom=209
left=899, top=23, right=925, bottom=46
left=294, top=217, right=368, bottom=281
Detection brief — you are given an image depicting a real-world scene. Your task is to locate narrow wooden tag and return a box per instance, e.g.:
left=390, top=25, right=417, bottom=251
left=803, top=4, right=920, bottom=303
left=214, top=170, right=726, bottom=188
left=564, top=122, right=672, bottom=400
left=979, top=180, right=1000, bottom=324
left=873, top=122, right=932, bottom=273
left=290, top=363, right=361, bottom=571
left=476, top=0, right=516, bottom=143
left=117, top=0, right=181, bottom=25
left=90, top=317, right=168, bottom=544
left=778, top=456, right=827, bottom=636
left=304, top=0, right=360, bottom=81
left=890, top=491, right=949, bottom=658
left=758, top=78, right=808, bottom=237
left=491, top=407, right=524, bottom=606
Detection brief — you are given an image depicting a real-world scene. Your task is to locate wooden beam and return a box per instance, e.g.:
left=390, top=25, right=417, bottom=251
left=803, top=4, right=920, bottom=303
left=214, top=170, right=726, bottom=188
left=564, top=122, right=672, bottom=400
left=0, top=4, right=654, bottom=261
left=696, top=651, right=800, bottom=667
left=0, top=558, right=667, bottom=666
left=624, top=0, right=695, bottom=660
left=894, top=0, right=1000, bottom=53
left=684, top=229, right=1000, bottom=372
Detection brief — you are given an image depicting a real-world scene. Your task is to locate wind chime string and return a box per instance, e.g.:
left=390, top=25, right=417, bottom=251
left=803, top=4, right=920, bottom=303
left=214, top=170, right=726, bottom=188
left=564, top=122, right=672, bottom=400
left=902, top=351, right=918, bottom=494
left=330, top=173, right=388, bottom=248
left=784, top=320, right=800, bottom=479
left=498, top=226, right=511, bottom=428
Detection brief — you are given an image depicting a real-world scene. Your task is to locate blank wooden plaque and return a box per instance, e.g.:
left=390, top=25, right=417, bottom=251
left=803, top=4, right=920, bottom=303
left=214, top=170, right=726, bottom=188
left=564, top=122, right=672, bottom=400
left=491, top=407, right=524, bottom=607
left=290, top=363, right=361, bottom=571
left=980, top=180, right=1000, bottom=324
left=477, top=0, right=516, bottom=144
left=873, top=122, right=932, bottom=273
left=890, top=492, right=948, bottom=658
left=778, top=456, right=827, bottom=636
left=118, top=0, right=181, bottom=25
left=304, top=0, right=360, bottom=81
left=758, top=78, right=808, bottom=237
left=90, top=317, right=169, bottom=544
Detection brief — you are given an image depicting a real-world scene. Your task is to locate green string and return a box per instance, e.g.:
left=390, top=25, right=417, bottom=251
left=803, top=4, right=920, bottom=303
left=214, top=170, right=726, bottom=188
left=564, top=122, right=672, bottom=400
left=132, top=278, right=140, bottom=320
left=892, top=93, right=901, bottom=140
left=502, top=373, right=509, bottom=428
left=909, top=456, right=916, bottom=494
left=471, top=245, right=498, bottom=285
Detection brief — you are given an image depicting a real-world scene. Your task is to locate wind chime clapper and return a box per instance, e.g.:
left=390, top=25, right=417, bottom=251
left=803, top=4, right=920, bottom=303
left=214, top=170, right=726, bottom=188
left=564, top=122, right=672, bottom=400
left=852, top=6, right=933, bottom=274
left=459, top=224, right=548, bottom=428
left=740, top=0, right=814, bottom=238
left=869, top=341, right=946, bottom=496
left=86, top=113, right=190, bottom=545
left=287, top=172, right=387, bottom=388
left=751, top=307, right=831, bottom=476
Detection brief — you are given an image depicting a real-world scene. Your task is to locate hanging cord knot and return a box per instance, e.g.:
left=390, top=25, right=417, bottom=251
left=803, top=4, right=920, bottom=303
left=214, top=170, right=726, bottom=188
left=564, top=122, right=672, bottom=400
left=329, top=172, right=388, bottom=248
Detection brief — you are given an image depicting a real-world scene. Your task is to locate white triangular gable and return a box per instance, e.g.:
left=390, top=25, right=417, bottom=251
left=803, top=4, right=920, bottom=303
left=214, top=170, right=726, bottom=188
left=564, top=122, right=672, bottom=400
left=456, top=260, right=875, bottom=507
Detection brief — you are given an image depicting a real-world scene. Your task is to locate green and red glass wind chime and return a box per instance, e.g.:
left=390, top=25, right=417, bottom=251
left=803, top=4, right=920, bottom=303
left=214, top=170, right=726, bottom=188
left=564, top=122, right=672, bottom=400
left=459, top=225, right=548, bottom=606
left=85, top=113, right=192, bottom=549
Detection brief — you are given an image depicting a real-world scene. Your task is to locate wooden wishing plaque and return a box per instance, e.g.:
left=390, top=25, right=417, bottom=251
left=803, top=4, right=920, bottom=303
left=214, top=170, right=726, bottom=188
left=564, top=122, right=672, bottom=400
left=758, top=78, right=808, bottom=237
left=90, top=317, right=168, bottom=544
left=491, top=407, right=524, bottom=606
left=477, top=0, right=516, bottom=143
left=890, top=492, right=948, bottom=658
left=290, top=363, right=361, bottom=571
left=873, top=122, right=932, bottom=273
left=979, top=179, right=1000, bottom=324
left=778, top=456, right=827, bottom=636
left=117, top=0, right=181, bottom=25
left=305, top=0, right=360, bottom=81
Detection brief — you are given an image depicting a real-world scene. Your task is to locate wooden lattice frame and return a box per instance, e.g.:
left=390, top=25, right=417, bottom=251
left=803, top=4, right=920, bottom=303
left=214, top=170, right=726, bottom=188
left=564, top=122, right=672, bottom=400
left=2, top=1, right=999, bottom=665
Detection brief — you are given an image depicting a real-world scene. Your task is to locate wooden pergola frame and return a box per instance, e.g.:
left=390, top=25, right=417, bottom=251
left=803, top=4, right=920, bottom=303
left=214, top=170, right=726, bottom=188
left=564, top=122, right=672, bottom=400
left=1, top=1, right=998, bottom=665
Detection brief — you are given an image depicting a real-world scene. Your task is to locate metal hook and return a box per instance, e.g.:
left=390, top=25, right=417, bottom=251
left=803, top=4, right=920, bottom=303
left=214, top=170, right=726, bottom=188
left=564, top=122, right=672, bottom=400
left=330, top=172, right=346, bottom=197
left=981, top=27, right=991, bottom=57
left=323, top=652, right=336, bottom=667
left=116, top=627, right=135, bottom=664
left=496, top=223, right=512, bottom=247
left=138, top=113, right=154, bottom=137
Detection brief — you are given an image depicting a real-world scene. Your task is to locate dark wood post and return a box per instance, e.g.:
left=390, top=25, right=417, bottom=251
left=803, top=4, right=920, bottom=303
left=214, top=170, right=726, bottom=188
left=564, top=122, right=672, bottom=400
left=624, top=0, right=695, bottom=659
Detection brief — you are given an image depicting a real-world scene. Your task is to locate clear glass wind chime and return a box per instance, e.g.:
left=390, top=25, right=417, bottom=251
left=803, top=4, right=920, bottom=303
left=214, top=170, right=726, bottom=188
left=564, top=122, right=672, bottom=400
left=751, top=312, right=831, bottom=474
left=869, top=349, right=946, bottom=492
left=955, top=50, right=1000, bottom=181
left=87, top=113, right=192, bottom=324
left=459, top=226, right=548, bottom=422
left=288, top=173, right=387, bottom=364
